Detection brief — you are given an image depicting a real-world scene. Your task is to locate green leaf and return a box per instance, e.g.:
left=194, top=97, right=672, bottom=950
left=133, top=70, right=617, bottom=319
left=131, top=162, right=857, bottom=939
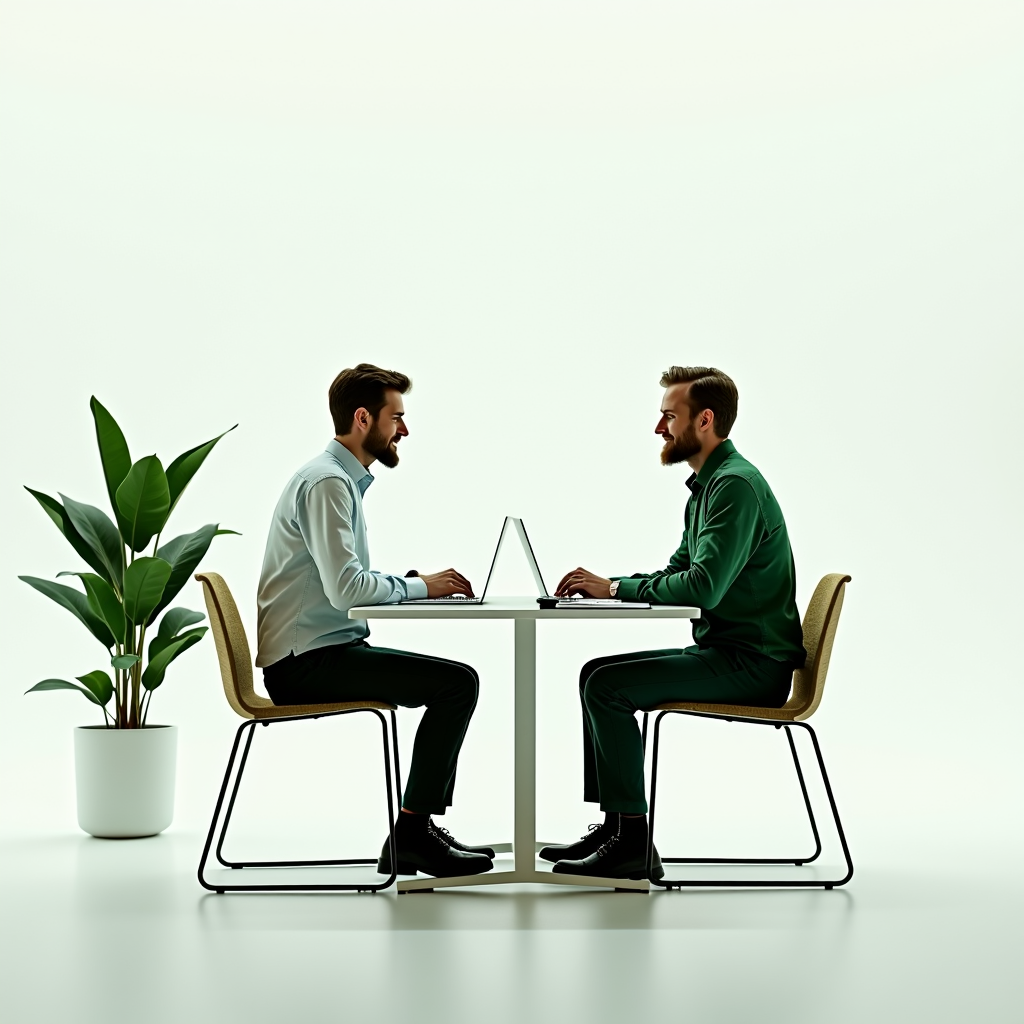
left=150, top=623, right=206, bottom=663
left=59, top=572, right=126, bottom=645
left=115, top=456, right=170, bottom=553
left=24, top=488, right=116, bottom=585
left=111, top=653, right=140, bottom=670
left=152, top=523, right=232, bottom=619
left=19, top=575, right=115, bottom=649
left=76, top=670, right=114, bottom=706
left=165, top=425, right=237, bottom=513
left=141, top=629, right=206, bottom=691
left=26, top=678, right=108, bottom=707
left=156, top=607, right=205, bottom=641
left=150, top=608, right=206, bottom=661
left=122, top=556, right=173, bottom=625
left=90, top=397, right=132, bottom=527
left=60, top=494, right=124, bottom=589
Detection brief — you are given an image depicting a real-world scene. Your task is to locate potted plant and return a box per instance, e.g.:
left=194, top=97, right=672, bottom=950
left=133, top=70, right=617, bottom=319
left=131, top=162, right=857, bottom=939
left=20, top=397, right=236, bottom=838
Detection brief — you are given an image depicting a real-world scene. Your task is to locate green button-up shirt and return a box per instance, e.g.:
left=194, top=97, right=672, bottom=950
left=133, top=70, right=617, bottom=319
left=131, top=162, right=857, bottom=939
left=614, top=440, right=805, bottom=665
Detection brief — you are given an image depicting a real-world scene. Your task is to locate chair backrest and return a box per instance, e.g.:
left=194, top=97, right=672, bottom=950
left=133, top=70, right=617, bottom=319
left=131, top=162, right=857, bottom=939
left=195, top=571, right=264, bottom=719
left=783, top=573, right=851, bottom=722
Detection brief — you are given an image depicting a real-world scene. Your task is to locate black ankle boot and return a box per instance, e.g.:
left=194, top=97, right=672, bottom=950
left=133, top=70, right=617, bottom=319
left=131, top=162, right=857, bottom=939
left=377, top=814, right=493, bottom=878
left=551, top=815, right=664, bottom=880
left=539, top=813, right=618, bottom=863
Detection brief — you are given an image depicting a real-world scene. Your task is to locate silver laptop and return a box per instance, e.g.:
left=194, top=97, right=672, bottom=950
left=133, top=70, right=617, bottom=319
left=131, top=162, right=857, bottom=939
left=512, top=517, right=650, bottom=609
left=509, top=517, right=557, bottom=600
left=400, top=516, right=511, bottom=604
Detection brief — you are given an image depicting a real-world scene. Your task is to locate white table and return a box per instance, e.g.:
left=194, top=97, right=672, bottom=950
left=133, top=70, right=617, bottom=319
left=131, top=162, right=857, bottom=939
left=349, top=596, right=699, bottom=893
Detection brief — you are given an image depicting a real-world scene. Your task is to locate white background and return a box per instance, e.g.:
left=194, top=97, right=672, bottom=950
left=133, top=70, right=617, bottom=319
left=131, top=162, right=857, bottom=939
left=1, top=1, right=1021, bottom=870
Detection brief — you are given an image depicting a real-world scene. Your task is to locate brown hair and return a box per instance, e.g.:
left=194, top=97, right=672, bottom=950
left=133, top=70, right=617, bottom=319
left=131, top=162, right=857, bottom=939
left=329, top=363, right=412, bottom=435
left=659, top=366, right=738, bottom=438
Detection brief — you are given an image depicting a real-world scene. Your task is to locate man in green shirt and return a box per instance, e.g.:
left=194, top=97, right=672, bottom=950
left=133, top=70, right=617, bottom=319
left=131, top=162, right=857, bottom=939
left=540, top=366, right=806, bottom=880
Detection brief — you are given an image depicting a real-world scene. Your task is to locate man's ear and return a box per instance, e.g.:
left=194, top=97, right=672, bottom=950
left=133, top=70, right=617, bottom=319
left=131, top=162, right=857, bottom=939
left=353, top=406, right=371, bottom=432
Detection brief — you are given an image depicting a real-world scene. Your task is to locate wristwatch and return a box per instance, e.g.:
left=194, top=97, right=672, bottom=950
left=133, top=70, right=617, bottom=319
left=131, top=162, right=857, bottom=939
left=609, top=580, right=620, bottom=598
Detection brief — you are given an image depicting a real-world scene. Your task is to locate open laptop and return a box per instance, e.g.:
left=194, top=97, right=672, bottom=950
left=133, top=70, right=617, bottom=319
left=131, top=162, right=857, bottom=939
left=400, top=516, right=512, bottom=604
left=511, top=517, right=650, bottom=609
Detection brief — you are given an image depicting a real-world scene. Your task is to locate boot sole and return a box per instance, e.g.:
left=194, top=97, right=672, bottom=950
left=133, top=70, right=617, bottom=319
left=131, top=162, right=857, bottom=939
left=538, top=847, right=604, bottom=864
left=553, top=870, right=664, bottom=881
left=379, top=859, right=493, bottom=878
left=551, top=863, right=665, bottom=881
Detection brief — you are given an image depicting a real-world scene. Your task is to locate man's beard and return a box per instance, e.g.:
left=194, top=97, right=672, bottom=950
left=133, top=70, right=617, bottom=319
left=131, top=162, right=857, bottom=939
left=365, top=423, right=400, bottom=468
left=661, top=421, right=701, bottom=465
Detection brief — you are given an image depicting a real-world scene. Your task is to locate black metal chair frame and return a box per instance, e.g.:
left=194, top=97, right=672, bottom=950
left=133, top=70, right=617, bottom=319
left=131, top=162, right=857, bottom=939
left=641, top=709, right=854, bottom=889
left=198, top=707, right=401, bottom=893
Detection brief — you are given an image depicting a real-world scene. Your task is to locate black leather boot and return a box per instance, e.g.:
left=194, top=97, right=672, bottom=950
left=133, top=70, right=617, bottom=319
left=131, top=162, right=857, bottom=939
left=539, top=814, right=618, bottom=863
left=377, top=816, right=493, bottom=877
left=552, top=817, right=664, bottom=880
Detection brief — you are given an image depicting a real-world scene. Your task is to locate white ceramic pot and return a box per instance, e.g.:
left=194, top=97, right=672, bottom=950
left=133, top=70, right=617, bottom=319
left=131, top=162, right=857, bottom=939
left=74, top=725, right=178, bottom=838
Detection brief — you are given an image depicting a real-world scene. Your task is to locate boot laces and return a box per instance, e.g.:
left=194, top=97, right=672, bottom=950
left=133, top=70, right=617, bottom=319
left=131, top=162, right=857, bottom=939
left=430, top=822, right=460, bottom=848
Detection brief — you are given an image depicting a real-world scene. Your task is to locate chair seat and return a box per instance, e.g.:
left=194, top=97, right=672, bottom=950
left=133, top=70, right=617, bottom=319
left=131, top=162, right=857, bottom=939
left=648, top=701, right=804, bottom=721
left=247, top=695, right=397, bottom=719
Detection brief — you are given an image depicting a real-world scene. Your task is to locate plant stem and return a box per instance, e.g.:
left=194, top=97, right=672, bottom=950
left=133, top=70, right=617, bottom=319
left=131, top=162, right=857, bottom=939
left=128, top=626, right=140, bottom=728
left=134, top=619, right=151, bottom=727
left=114, top=646, right=126, bottom=728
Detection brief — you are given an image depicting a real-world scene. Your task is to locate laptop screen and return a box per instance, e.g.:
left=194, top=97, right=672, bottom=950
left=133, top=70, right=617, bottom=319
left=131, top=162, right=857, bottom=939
left=509, top=517, right=551, bottom=598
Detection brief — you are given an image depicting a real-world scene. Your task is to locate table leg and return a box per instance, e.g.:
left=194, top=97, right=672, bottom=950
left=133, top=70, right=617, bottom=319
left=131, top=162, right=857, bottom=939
left=513, top=618, right=537, bottom=873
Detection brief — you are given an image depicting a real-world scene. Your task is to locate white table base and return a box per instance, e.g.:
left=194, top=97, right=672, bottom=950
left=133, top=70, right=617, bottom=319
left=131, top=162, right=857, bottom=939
left=397, top=620, right=649, bottom=893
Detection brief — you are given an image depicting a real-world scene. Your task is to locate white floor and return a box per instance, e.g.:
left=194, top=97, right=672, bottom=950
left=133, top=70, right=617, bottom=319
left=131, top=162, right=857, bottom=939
left=1, top=824, right=1019, bottom=1024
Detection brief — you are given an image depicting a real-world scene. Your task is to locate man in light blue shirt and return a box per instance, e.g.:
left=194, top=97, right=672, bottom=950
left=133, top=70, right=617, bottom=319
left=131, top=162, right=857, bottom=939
left=257, top=363, right=493, bottom=879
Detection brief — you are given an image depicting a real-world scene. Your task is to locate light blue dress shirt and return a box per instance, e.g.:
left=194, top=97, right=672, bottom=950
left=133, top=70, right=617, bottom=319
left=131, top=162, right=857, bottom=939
left=255, top=440, right=428, bottom=667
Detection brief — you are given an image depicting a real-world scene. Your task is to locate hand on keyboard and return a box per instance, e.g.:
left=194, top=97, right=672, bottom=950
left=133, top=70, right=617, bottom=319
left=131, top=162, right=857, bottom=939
left=420, top=568, right=475, bottom=599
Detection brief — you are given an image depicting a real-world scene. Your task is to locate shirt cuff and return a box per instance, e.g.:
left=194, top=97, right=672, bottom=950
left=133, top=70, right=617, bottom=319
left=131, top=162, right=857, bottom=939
left=405, top=576, right=429, bottom=600
left=613, top=577, right=642, bottom=602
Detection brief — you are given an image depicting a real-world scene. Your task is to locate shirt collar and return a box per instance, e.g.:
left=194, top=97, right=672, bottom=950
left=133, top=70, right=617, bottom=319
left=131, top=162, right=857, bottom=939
left=326, top=439, right=374, bottom=495
left=688, top=438, right=737, bottom=492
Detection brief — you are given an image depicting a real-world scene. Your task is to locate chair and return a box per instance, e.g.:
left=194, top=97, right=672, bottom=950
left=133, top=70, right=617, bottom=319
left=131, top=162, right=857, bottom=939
left=643, top=573, right=854, bottom=889
left=195, top=572, right=401, bottom=893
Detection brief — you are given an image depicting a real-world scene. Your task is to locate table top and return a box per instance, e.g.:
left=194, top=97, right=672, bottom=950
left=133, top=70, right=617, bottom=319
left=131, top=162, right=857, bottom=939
left=349, top=596, right=699, bottom=621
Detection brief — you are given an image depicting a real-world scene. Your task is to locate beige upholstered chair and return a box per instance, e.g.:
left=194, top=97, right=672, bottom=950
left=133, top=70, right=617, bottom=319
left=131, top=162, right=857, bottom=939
left=195, top=572, right=401, bottom=893
left=644, top=573, right=853, bottom=889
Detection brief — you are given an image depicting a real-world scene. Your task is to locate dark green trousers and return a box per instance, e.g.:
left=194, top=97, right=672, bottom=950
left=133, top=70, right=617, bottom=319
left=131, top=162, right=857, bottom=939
left=580, top=645, right=793, bottom=814
left=264, top=641, right=479, bottom=815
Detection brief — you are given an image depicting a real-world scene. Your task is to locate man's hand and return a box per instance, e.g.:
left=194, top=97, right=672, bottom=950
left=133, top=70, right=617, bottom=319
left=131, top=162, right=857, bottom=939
left=420, top=569, right=475, bottom=598
left=555, top=567, right=613, bottom=598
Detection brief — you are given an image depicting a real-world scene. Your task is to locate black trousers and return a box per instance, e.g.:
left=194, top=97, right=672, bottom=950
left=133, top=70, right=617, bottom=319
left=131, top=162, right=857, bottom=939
left=579, top=645, right=794, bottom=814
left=263, top=641, right=479, bottom=815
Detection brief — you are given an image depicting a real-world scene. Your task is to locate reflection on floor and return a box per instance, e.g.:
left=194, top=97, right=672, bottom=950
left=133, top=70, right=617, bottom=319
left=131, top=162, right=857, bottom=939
left=0, top=830, right=1018, bottom=1024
